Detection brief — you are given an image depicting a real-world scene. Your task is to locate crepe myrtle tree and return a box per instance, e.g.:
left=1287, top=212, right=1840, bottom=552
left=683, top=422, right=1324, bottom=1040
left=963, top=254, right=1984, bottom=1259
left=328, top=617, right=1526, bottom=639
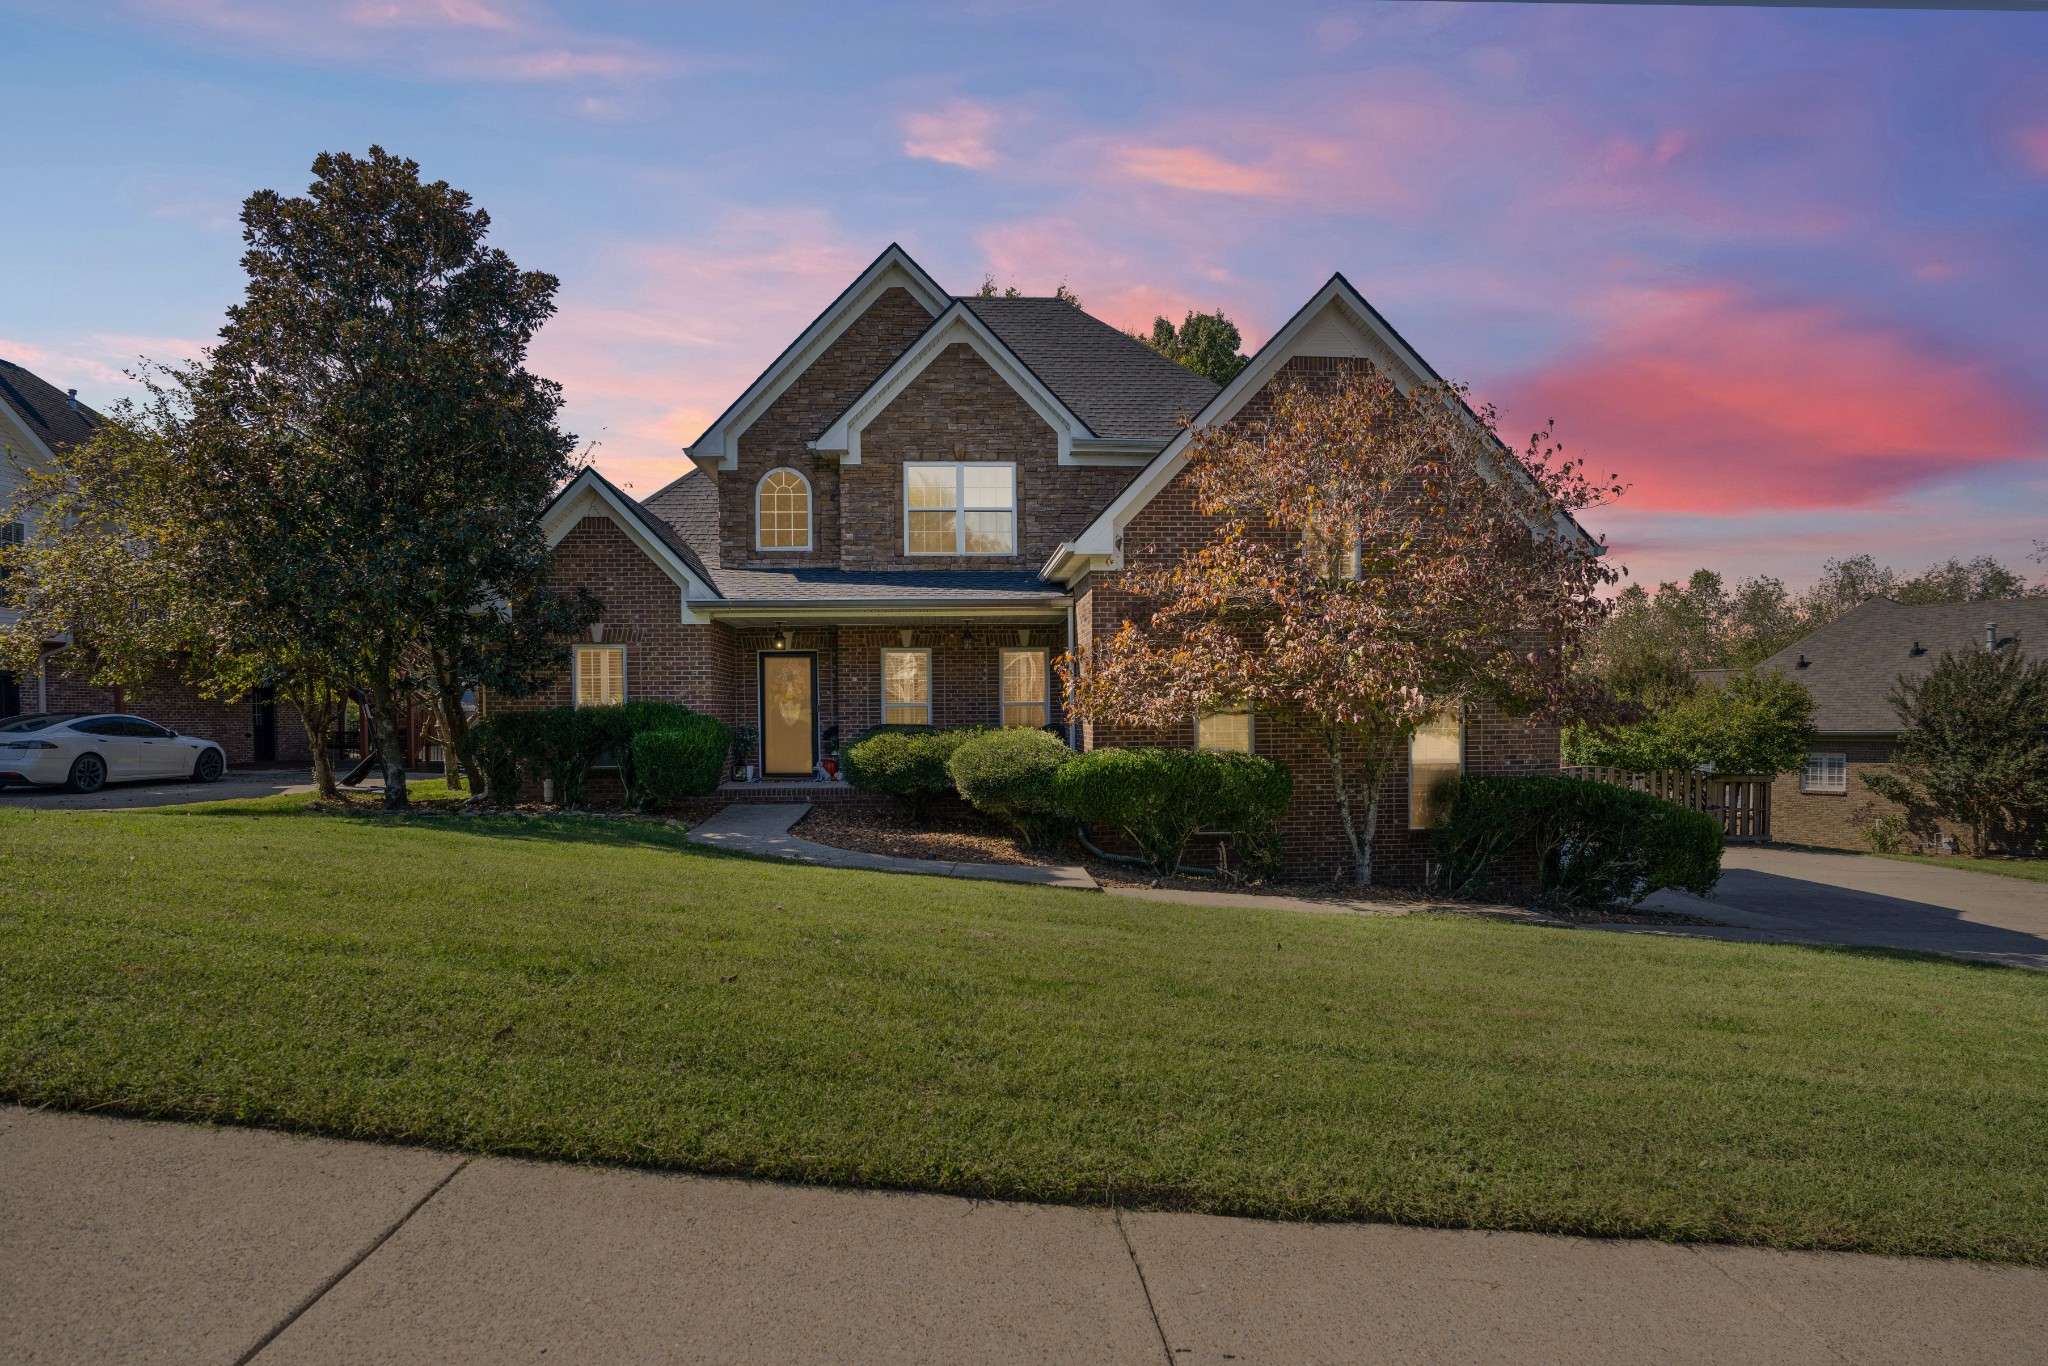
left=1061, top=367, right=1621, bottom=885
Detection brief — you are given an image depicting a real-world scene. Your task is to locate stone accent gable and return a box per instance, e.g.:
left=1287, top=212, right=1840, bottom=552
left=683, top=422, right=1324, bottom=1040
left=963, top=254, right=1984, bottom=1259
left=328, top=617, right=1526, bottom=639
left=721, top=286, right=935, bottom=571
left=843, top=343, right=1135, bottom=571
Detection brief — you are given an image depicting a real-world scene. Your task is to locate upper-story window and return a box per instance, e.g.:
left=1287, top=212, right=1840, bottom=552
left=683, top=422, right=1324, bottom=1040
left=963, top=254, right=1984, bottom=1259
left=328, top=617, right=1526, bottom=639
left=756, top=468, right=812, bottom=551
left=1196, top=710, right=1253, bottom=753
left=906, top=463, right=1015, bottom=556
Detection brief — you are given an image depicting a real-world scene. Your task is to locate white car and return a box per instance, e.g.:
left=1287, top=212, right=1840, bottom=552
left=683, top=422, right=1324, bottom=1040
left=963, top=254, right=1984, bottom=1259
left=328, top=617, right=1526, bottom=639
left=0, top=713, right=228, bottom=793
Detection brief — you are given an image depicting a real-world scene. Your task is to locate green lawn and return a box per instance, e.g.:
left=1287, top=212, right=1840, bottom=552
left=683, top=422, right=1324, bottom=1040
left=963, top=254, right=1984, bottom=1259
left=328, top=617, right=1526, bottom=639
left=4, top=796, right=2046, bottom=1264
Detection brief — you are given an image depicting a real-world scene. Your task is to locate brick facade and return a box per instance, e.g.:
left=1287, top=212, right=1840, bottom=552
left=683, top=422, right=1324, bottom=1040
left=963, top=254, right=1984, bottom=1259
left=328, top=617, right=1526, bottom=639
left=846, top=343, right=1135, bottom=571
left=720, top=286, right=935, bottom=572
left=33, top=661, right=311, bottom=767
left=1769, top=736, right=1986, bottom=854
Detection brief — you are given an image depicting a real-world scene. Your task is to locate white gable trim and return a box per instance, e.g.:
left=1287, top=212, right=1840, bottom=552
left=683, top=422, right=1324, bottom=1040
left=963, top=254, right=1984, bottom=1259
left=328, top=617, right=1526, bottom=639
left=1041, top=273, right=1595, bottom=585
left=809, top=303, right=1095, bottom=465
left=683, top=244, right=949, bottom=471
left=541, top=468, right=718, bottom=621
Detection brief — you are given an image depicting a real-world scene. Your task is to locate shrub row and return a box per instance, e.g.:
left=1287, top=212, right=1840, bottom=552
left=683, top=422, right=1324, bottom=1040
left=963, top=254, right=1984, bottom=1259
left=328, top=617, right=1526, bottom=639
left=843, top=724, right=1293, bottom=874
left=461, top=701, right=732, bottom=809
left=1432, top=774, right=1722, bottom=910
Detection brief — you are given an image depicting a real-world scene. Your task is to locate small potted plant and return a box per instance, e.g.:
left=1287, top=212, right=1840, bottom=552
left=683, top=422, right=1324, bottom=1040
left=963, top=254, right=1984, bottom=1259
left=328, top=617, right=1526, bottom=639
left=820, top=725, right=841, bottom=780
left=731, top=725, right=758, bottom=783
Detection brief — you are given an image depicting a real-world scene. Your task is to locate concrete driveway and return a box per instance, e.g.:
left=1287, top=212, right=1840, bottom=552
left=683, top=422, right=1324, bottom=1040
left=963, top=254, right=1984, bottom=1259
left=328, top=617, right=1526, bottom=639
left=1639, top=846, right=2048, bottom=969
left=0, top=765, right=314, bottom=811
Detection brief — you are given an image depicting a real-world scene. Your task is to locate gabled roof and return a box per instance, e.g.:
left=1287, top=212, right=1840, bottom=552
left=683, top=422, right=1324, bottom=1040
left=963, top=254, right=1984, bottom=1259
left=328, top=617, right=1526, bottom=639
left=683, top=244, right=950, bottom=470
left=1041, top=272, right=1599, bottom=584
left=809, top=302, right=1098, bottom=465
left=1753, top=597, right=2048, bottom=736
left=0, top=358, right=103, bottom=460
left=961, top=297, right=1218, bottom=448
left=542, top=466, right=720, bottom=600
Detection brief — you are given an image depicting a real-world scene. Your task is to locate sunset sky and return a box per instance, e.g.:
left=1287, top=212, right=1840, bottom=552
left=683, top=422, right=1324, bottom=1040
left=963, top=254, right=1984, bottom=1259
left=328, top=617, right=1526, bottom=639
left=4, top=0, right=2044, bottom=591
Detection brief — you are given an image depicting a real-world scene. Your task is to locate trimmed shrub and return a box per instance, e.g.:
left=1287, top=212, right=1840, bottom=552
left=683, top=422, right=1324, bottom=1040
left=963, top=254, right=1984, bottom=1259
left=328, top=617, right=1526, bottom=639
left=948, top=728, right=1074, bottom=847
left=841, top=725, right=990, bottom=823
left=459, top=702, right=730, bottom=809
left=1054, top=747, right=1292, bottom=875
left=1432, top=774, right=1722, bottom=910
left=632, top=714, right=734, bottom=806
left=458, top=717, right=525, bottom=809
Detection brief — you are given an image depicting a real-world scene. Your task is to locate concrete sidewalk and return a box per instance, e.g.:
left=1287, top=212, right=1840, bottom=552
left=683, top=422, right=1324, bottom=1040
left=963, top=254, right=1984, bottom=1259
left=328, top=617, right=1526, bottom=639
left=4, top=1107, right=2043, bottom=1363
left=687, top=802, right=1098, bottom=890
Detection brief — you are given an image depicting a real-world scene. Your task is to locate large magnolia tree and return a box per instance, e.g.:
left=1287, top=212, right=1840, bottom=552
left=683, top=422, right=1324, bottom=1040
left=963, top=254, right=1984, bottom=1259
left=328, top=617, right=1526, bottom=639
left=0, top=147, right=592, bottom=807
left=1061, top=367, right=1621, bottom=884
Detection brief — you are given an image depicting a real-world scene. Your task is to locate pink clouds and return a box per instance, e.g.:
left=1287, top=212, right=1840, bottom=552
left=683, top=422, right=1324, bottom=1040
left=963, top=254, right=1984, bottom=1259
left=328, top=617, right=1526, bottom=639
left=531, top=211, right=877, bottom=492
left=1496, top=284, right=2041, bottom=515
left=123, top=0, right=669, bottom=86
left=2019, top=127, right=2048, bottom=174
left=1112, top=145, right=1287, bottom=197
left=902, top=101, right=1002, bottom=170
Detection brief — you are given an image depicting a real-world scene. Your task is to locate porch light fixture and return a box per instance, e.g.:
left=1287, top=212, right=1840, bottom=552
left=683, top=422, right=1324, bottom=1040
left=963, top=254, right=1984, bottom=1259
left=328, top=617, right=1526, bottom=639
left=773, top=625, right=791, bottom=651
left=961, top=624, right=976, bottom=648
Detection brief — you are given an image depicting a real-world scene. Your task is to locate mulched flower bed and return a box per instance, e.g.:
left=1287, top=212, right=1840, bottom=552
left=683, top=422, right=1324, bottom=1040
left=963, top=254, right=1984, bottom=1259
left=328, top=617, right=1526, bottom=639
left=793, top=804, right=1046, bottom=867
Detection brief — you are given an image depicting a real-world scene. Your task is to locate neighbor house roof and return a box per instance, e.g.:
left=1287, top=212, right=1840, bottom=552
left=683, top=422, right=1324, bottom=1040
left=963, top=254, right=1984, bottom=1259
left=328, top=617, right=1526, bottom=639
left=0, top=358, right=103, bottom=457
left=960, top=297, right=1219, bottom=447
left=1752, top=597, right=2048, bottom=736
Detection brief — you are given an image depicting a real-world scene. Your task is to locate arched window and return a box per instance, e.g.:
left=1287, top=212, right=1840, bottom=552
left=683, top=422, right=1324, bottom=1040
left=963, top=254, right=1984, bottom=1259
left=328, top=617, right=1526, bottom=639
left=756, top=468, right=812, bottom=551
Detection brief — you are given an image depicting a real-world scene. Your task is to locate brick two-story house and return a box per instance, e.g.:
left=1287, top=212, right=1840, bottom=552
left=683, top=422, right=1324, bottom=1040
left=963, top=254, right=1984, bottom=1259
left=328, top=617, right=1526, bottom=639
left=520, top=246, right=1569, bottom=882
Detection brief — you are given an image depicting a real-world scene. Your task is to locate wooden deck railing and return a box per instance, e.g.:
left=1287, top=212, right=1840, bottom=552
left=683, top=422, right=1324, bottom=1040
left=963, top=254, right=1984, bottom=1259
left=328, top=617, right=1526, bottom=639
left=1562, top=766, right=1772, bottom=842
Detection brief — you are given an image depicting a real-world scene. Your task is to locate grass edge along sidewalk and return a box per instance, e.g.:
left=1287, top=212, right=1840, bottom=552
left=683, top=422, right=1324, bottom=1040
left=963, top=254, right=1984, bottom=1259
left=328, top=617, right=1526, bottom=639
left=3, top=795, right=2045, bottom=1266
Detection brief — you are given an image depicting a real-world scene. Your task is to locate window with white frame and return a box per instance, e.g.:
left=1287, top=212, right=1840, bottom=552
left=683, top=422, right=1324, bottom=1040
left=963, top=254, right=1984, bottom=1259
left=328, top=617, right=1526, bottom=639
left=574, top=645, right=625, bottom=708
left=905, top=463, right=1015, bottom=556
left=1196, top=710, right=1253, bottom=753
left=1801, top=753, right=1848, bottom=794
left=882, top=648, right=931, bottom=725
left=755, top=468, right=812, bottom=551
left=1000, top=648, right=1049, bottom=728
left=1408, top=711, right=1463, bottom=829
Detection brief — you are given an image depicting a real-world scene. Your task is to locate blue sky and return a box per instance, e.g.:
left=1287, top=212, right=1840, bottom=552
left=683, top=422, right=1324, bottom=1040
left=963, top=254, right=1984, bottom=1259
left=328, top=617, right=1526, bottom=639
left=4, top=0, right=2045, bottom=590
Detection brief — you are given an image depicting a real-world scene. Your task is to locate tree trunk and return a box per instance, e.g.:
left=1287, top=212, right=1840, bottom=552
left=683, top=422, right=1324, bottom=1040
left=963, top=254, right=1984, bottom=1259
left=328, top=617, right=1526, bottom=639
left=1326, top=732, right=1373, bottom=886
left=280, top=677, right=340, bottom=800
left=365, top=661, right=409, bottom=811
left=431, top=651, right=472, bottom=793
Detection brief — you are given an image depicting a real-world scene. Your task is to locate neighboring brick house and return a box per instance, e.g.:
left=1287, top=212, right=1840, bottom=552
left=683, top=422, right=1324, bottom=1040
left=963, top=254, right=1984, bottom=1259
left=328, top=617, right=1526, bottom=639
left=0, top=357, right=310, bottom=766
left=519, top=246, right=1579, bottom=882
left=1745, top=597, right=2048, bottom=852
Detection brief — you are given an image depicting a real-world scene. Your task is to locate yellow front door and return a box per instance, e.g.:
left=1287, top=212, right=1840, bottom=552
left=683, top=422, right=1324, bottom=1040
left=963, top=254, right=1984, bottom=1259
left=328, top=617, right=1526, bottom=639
left=760, top=654, right=815, bottom=778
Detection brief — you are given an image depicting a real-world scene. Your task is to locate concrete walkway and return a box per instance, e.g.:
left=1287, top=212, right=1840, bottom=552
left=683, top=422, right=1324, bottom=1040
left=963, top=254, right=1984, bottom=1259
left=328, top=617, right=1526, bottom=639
left=1637, top=846, right=2048, bottom=969
left=4, top=1107, right=2043, bottom=1364
left=687, top=802, right=1098, bottom=890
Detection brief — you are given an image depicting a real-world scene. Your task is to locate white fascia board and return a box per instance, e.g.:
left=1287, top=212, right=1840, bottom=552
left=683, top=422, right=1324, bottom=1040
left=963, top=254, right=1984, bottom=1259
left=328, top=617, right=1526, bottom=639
left=541, top=469, right=717, bottom=620
left=683, top=245, right=950, bottom=471
left=809, top=303, right=1093, bottom=465
left=1063, top=272, right=1599, bottom=561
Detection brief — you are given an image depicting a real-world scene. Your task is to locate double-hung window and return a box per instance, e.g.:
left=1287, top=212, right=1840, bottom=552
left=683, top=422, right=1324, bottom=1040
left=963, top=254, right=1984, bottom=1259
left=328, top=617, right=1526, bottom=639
left=1800, top=753, right=1847, bottom=794
left=1001, top=648, right=1049, bottom=728
left=1196, top=710, right=1253, bottom=753
left=575, top=645, right=625, bottom=708
left=882, top=648, right=931, bottom=725
left=1408, top=711, right=1463, bottom=829
left=905, top=463, right=1015, bottom=556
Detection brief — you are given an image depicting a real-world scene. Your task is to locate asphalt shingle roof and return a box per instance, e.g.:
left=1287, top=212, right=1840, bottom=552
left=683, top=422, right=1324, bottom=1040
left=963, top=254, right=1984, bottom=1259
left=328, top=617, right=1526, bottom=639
left=637, top=468, right=1064, bottom=605
left=0, top=358, right=103, bottom=454
left=1753, top=597, right=2048, bottom=735
left=960, top=297, right=1219, bottom=445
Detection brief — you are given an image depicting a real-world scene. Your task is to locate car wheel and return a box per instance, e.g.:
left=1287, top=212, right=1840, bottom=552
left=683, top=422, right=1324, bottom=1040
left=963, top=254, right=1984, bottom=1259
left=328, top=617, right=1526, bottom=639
left=193, top=748, right=225, bottom=783
left=66, top=753, right=108, bottom=794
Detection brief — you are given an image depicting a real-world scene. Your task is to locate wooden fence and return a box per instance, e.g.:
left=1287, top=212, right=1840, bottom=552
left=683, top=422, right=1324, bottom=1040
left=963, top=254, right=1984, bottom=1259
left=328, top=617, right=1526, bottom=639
left=1562, top=766, right=1772, bottom=843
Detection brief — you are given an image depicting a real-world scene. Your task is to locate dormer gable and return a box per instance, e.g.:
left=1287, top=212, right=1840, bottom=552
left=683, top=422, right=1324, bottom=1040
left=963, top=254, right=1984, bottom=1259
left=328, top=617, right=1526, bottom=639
left=684, top=244, right=949, bottom=471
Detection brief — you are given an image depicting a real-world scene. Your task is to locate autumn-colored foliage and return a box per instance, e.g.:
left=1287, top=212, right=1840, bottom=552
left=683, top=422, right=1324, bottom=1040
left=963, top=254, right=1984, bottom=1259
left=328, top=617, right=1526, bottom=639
left=1060, top=366, right=1622, bottom=884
